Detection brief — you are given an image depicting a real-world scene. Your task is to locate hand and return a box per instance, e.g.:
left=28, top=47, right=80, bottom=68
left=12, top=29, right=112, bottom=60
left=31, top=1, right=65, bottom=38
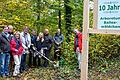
left=0, top=52, right=3, bottom=54
left=31, top=44, right=34, bottom=46
left=76, top=47, right=80, bottom=52
left=56, top=42, right=59, bottom=45
left=15, top=49, right=18, bottom=52
left=57, top=42, right=60, bottom=45
left=25, top=50, right=29, bottom=54
left=25, top=47, right=28, bottom=50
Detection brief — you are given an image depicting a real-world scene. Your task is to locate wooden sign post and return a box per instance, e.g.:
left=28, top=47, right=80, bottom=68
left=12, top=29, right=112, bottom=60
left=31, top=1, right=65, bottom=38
left=81, top=0, right=89, bottom=80
left=81, top=0, right=120, bottom=80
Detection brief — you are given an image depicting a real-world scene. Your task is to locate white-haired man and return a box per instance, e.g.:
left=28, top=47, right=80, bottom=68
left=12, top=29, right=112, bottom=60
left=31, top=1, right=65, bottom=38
left=73, top=29, right=82, bottom=70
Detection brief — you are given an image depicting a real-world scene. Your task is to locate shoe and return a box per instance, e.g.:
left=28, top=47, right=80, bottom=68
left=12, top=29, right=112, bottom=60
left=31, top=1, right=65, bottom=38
left=13, top=73, right=17, bottom=77
left=1, top=75, right=6, bottom=78
left=6, top=74, right=11, bottom=77
left=17, top=72, right=20, bottom=74
left=20, top=70, right=24, bottom=73
left=5, top=73, right=10, bottom=77
left=56, top=61, right=59, bottom=67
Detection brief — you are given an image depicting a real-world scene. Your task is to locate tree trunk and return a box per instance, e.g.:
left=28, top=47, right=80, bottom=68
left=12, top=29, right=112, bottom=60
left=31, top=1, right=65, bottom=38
left=58, top=0, right=61, bottom=29
left=36, top=0, right=41, bottom=34
left=36, top=14, right=40, bottom=34
left=64, top=0, right=72, bottom=42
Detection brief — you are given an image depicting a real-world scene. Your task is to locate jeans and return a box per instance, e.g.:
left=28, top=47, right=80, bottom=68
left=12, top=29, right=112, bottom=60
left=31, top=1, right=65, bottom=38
left=20, top=53, right=27, bottom=72
left=0, top=53, right=10, bottom=76
left=13, top=55, right=21, bottom=75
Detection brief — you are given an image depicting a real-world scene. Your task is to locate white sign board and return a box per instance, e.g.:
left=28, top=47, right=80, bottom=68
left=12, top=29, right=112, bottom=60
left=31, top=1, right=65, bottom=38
left=98, top=0, right=120, bottom=29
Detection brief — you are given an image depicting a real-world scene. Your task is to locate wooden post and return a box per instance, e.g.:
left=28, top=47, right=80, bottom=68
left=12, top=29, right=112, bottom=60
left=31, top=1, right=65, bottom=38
left=81, top=0, right=89, bottom=80
left=81, top=0, right=120, bottom=80
left=93, top=0, right=98, bottom=29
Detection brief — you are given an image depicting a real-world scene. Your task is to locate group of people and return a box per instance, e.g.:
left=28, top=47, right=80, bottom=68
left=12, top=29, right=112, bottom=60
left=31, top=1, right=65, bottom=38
left=0, top=24, right=82, bottom=77
left=0, top=25, right=64, bottom=77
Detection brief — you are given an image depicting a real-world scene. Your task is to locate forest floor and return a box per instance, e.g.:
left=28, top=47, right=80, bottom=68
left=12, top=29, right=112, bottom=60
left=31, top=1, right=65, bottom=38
left=0, top=67, right=119, bottom=80
left=0, top=59, right=119, bottom=80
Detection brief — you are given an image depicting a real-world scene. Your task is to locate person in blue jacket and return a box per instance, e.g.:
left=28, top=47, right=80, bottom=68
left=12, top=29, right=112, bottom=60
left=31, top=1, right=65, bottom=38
left=53, top=29, right=64, bottom=67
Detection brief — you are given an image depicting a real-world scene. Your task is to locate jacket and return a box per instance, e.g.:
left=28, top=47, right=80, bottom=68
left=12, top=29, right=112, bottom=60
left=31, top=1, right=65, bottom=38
left=53, top=33, right=64, bottom=50
left=20, top=32, right=31, bottom=49
left=36, top=39, right=44, bottom=51
left=0, top=32, right=10, bottom=53
left=10, top=37, right=23, bottom=55
left=43, top=34, right=53, bottom=50
left=74, top=32, right=82, bottom=53
left=53, top=33, right=64, bottom=45
left=31, top=35, right=37, bottom=46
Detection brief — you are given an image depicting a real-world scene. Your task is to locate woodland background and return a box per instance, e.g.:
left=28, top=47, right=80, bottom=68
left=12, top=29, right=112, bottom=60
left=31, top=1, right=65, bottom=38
left=0, top=0, right=120, bottom=79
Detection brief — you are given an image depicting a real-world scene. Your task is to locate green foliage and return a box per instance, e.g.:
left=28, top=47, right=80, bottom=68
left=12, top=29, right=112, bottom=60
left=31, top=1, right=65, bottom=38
left=0, top=0, right=34, bottom=31
left=0, top=0, right=82, bottom=68
left=89, top=34, right=120, bottom=67
left=60, top=34, right=78, bottom=69
left=0, top=0, right=83, bottom=32
left=71, top=0, right=83, bottom=31
left=0, top=1, right=120, bottom=77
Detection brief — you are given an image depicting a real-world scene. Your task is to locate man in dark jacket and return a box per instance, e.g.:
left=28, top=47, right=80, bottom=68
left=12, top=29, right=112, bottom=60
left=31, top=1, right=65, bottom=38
left=29, top=30, right=37, bottom=67
left=43, top=29, right=53, bottom=67
left=31, top=30, right=37, bottom=46
left=0, top=26, right=11, bottom=77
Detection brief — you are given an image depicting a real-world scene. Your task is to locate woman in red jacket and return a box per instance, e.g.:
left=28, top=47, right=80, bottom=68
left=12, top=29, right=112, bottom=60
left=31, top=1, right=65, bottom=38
left=74, top=29, right=82, bottom=70
left=10, top=31, right=23, bottom=76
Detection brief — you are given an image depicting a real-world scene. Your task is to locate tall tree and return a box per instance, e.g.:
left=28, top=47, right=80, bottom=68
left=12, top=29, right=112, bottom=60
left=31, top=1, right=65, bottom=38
left=58, top=0, right=61, bottom=29
left=35, top=0, right=41, bottom=34
left=64, top=0, right=72, bottom=42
